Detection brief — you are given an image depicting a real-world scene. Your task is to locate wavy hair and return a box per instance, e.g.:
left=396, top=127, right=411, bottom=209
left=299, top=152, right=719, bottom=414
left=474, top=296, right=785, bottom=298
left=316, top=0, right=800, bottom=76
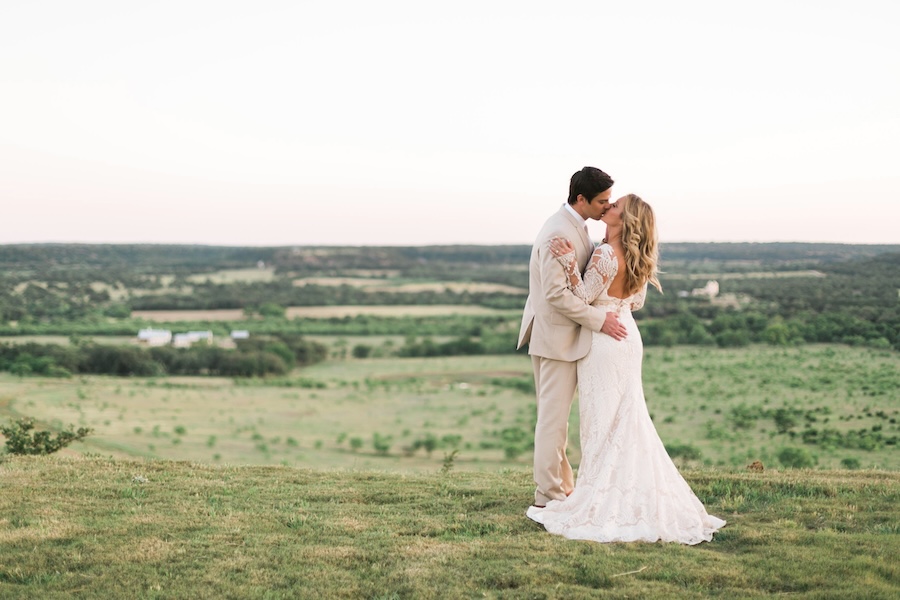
left=619, top=194, right=662, bottom=296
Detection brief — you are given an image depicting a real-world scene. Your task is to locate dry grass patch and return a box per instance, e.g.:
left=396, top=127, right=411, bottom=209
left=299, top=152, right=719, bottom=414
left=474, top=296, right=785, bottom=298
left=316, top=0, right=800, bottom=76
left=369, top=282, right=526, bottom=294
left=131, top=305, right=514, bottom=321
left=292, top=277, right=527, bottom=295
left=131, top=309, right=246, bottom=322
left=285, top=305, right=511, bottom=318
left=665, top=270, right=827, bottom=280
left=186, top=268, right=276, bottom=284
left=293, top=277, right=381, bottom=287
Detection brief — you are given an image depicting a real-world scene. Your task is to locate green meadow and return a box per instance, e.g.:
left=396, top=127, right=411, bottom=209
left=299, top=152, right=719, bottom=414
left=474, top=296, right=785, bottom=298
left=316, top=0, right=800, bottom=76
left=3, top=344, right=897, bottom=472
left=1, top=457, right=898, bottom=599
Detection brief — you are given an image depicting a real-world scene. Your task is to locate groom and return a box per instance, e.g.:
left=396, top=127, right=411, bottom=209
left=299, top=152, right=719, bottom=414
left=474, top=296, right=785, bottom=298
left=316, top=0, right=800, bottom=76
left=517, top=166, right=627, bottom=508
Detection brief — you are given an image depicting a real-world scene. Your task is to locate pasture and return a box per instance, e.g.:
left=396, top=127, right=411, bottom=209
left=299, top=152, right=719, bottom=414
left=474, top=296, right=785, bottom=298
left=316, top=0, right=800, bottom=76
left=131, top=304, right=516, bottom=321
left=2, top=344, right=897, bottom=472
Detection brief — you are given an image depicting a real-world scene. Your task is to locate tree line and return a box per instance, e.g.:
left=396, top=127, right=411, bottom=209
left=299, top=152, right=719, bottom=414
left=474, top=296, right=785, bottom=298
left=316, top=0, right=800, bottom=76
left=0, top=335, right=327, bottom=378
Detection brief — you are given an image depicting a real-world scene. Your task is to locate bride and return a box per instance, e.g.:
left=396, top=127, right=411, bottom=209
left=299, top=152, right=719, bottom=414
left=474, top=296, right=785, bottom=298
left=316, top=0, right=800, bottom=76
left=526, top=194, right=725, bottom=545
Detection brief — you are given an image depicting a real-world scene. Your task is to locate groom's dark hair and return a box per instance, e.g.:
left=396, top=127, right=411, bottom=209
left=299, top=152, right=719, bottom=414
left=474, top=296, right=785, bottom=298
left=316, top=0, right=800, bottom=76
left=568, top=167, right=614, bottom=204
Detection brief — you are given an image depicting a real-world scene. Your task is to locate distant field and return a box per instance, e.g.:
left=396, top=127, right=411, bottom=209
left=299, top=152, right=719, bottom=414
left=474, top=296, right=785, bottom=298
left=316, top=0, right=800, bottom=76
left=131, top=305, right=516, bottom=322
left=664, top=270, right=827, bottom=280
left=285, top=305, right=517, bottom=318
left=370, top=282, right=526, bottom=294
left=2, top=344, right=897, bottom=472
left=131, top=309, right=246, bottom=322
left=293, top=276, right=380, bottom=287
left=186, top=268, right=276, bottom=284
left=293, top=277, right=527, bottom=295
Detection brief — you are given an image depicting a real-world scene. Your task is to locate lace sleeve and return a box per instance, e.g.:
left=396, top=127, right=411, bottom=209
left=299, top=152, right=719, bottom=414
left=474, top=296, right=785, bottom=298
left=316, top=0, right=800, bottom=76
left=581, top=245, right=617, bottom=304
left=553, top=250, right=583, bottom=296
left=630, top=283, right=648, bottom=311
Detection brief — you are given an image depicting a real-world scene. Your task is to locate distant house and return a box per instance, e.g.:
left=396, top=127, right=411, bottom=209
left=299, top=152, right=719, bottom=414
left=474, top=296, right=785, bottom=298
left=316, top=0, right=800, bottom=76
left=173, top=330, right=214, bottom=348
left=137, top=328, right=172, bottom=346
left=691, top=280, right=719, bottom=299
left=188, top=330, right=214, bottom=341
left=230, top=330, right=250, bottom=340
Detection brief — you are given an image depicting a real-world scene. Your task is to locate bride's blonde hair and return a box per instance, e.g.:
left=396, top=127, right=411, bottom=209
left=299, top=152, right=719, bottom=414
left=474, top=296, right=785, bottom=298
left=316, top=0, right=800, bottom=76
left=620, top=194, right=662, bottom=296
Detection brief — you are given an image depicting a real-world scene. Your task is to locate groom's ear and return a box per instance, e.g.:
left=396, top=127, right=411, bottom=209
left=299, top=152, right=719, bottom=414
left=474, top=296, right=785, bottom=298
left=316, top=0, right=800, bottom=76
left=575, top=194, right=586, bottom=205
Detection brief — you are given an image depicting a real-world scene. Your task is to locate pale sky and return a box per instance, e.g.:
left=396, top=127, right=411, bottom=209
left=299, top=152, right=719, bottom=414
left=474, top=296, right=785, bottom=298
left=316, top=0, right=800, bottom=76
left=2, top=0, right=899, bottom=246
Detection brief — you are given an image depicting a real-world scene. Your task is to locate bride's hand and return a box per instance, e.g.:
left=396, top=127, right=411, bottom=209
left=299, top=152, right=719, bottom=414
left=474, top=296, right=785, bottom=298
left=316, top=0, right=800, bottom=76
left=549, top=237, right=574, bottom=257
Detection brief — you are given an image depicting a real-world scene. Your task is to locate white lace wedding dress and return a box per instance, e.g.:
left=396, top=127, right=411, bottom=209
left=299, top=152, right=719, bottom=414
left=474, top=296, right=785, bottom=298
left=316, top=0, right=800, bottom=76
left=526, top=244, right=725, bottom=544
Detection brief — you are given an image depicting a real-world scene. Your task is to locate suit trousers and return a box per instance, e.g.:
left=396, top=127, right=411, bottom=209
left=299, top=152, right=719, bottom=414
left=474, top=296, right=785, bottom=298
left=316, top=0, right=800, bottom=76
left=531, top=354, right=577, bottom=506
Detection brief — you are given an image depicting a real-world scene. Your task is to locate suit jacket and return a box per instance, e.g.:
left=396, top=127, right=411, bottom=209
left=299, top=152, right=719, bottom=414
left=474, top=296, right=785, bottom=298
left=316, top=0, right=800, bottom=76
left=517, top=205, right=606, bottom=361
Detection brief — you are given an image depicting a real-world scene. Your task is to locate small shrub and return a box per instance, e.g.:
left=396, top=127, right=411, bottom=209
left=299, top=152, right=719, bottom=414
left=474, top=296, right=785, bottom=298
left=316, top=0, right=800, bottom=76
left=414, top=433, right=439, bottom=457
left=504, top=444, right=525, bottom=460
left=1, top=418, right=92, bottom=455
left=665, top=443, right=702, bottom=461
left=373, top=433, right=393, bottom=455
left=777, top=447, right=815, bottom=469
left=441, top=449, right=459, bottom=474
left=840, top=457, right=861, bottom=470
left=351, top=344, right=372, bottom=359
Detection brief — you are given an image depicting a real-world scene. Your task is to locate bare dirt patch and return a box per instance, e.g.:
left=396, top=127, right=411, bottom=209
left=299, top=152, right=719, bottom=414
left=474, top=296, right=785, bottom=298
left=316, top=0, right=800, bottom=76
left=369, top=282, right=526, bottom=294
left=284, top=305, right=512, bottom=318
left=186, top=268, right=276, bottom=284
left=131, top=309, right=246, bottom=322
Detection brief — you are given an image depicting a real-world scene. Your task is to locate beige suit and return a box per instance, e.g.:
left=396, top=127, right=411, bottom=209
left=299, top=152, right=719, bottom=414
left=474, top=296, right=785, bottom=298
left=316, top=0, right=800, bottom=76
left=518, top=205, right=607, bottom=506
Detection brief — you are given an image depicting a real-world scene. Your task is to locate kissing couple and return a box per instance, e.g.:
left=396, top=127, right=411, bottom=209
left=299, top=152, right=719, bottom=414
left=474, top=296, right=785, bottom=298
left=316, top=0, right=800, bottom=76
left=517, top=166, right=725, bottom=544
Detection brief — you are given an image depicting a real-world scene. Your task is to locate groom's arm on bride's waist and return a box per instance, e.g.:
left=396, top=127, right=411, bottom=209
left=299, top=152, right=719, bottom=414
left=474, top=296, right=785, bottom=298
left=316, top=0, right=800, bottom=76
left=538, top=234, right=605, bottom=332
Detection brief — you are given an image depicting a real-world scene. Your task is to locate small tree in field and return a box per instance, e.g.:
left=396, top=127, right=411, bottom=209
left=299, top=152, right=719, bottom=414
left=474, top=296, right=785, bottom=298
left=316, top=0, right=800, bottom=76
left=1, top=418, right=92, bottom=455
left=777, top=446, right=815, bottom=469
left=373, top=433, right=393, bottom=455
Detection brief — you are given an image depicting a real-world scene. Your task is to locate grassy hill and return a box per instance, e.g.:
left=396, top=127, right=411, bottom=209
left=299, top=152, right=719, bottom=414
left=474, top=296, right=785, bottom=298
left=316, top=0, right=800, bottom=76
left=1, top=456, right=898, bottom=599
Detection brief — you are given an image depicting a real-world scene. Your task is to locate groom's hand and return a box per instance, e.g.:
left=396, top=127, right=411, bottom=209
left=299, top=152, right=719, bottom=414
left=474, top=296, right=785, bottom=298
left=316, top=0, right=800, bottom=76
left=600, top=312, right=627, bottom=341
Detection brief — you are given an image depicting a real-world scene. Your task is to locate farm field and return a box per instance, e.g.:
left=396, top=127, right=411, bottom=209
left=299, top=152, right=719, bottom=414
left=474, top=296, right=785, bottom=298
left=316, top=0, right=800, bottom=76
left=2, top=344, right=897, bottom=472
left=130, top=304, right=517, bottom=322
left=293, top=276, right=527, bottom=295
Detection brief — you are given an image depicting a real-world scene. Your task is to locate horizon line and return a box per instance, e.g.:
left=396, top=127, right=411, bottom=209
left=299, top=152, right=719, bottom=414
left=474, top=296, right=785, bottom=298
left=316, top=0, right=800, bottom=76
left=1, top=240, right=898, bottom=248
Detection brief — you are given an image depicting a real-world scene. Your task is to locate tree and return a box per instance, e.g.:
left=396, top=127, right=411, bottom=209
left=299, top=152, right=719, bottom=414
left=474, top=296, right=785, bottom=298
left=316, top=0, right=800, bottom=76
left=258, top=303, right=286, bottom=318
left=373, top=433, right=393, bottom=455
left=773, top=408, right=799, bottom=434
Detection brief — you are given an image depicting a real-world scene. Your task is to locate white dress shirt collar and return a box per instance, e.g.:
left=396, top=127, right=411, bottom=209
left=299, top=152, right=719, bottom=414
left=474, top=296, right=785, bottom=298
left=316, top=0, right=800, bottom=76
left=563, top=203, right=586, bottom=225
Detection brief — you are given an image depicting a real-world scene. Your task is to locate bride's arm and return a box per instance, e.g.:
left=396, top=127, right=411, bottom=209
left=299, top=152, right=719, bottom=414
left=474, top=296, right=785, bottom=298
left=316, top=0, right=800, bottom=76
left=549, top=239, right=614, bottom=305
left=548, top=237, right=584, bottom=293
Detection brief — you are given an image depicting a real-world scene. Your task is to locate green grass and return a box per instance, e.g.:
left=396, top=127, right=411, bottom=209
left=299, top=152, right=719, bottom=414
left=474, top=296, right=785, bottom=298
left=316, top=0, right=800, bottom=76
left=1, top=345, right=898, bottom=472
left=0, top=456, right=897, bottom=599
left=632, top=344, right=900, bottom=470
